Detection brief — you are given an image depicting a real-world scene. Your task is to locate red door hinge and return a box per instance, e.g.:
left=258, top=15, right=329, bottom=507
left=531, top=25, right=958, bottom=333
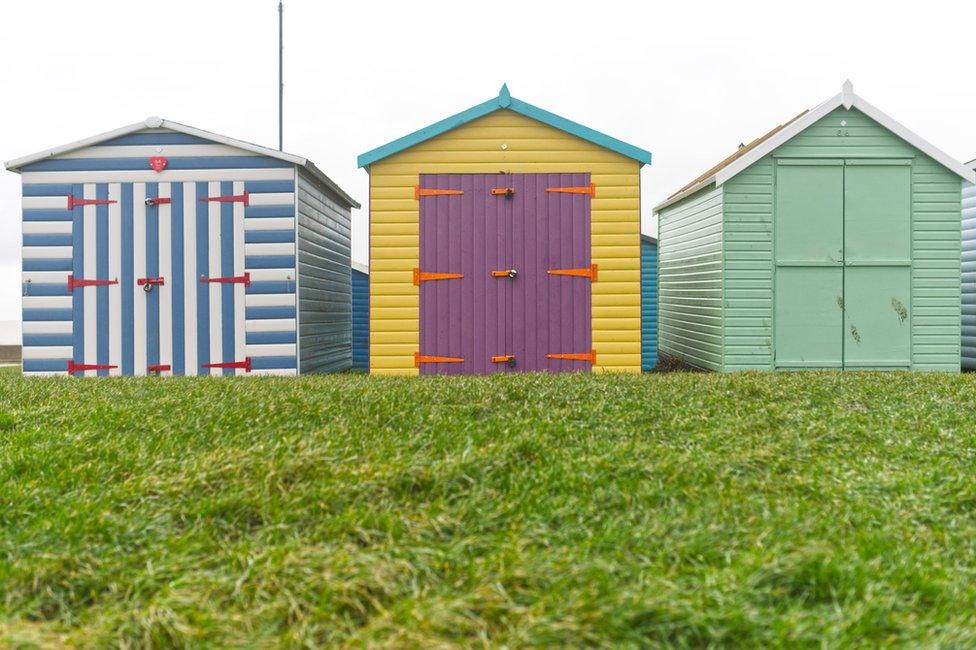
left=201, top=272, right=251, bottom=287
left=414, top=186, right=463, bottom=200
left=546, top=350, right=597, bottom=365
left=547, top=264, right=598, bottom=282
left=137, top=277, right=165, bottom=287
left=545, top=184, right=596, bottom=197
left=148, top=364, right=171, bottom=373
left=490, top=187, right=515, bottom=197
left=414, top=353, right=464, bottom=367
left=67, top=360, right=117, bottom=374
left=202, top=358, right=252, bottom=372
left=67, top=195, right=117, bottom=209
left=200, top=191, right=249, bottom=206
left=413, top=268, right=464, bottom=286
left=145, top=197, right=172, bottom=206
left=67, top=274, right=118, bottom=291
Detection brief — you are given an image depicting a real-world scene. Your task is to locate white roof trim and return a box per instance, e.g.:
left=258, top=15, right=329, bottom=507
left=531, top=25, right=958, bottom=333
left=655, top=82, right=976, bottom=213
left=351, top=260, right=369, bottom=274
left=966, top=157, right=976, bottom=169
left=4, top=116, right=307, bottom=170
left=4, top=116, right=360, bottom=209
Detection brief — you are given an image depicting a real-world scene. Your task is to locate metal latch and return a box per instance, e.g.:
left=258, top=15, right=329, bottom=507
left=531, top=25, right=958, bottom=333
left=490, top=269, right=518, bottom=279
left=491, top=354, right=516, bottom=367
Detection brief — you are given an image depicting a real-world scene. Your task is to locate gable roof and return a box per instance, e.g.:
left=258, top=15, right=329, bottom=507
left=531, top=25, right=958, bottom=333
left=654, top=81, right=976, bottom=213
left=5, top=116, right=360, bottom=209
left=357, top=84, right=652, bottom=168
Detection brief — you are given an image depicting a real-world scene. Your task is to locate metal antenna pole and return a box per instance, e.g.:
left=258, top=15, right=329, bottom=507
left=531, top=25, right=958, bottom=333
left=278, top=1, right=284, bottom=151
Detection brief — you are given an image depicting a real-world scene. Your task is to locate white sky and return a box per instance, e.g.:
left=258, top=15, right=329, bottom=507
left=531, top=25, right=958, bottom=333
left=1, top=0, right=975, bottom=327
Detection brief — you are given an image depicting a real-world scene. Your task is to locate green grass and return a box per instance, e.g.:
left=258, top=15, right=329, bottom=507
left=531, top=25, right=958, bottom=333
left=2, top=369, right=976, bottom=648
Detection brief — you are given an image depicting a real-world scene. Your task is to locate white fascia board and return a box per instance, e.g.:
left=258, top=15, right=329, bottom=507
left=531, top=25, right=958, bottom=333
left=158, top=119, right=307, bottom=167
left=5, top=120, right=149, bottom=171
left=850, top=98, right=976, bottom=184
left=966, top=158, right=976, bottom=169
left=712, top=92, right=844, bottom=187
left=352, top=260, right=369, bottom=275
left=5, top=116, right=308, bottom=172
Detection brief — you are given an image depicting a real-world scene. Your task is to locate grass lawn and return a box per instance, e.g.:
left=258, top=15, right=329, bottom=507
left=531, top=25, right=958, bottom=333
left=2, top=369, right=976, bottom=647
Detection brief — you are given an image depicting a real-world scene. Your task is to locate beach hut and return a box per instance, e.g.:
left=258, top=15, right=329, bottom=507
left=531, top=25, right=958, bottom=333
left=654, top=82, right=974, bottom=372
left=962, top=160, right=976, bottom=369
left=7, top=117, right=359, bottom=376
left=641, top=234, right=658, bottom=371
left=352, top=261, right=369, bottom=371
left=357, top=84, right=651, bottom=375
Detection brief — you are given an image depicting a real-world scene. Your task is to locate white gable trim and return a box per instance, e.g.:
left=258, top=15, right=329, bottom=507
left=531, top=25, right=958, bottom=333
left=5, top=116, right=360, bottom=209
left=4, top=116, right=307, bottom=170
left=655, top=84, right=976, bottom=213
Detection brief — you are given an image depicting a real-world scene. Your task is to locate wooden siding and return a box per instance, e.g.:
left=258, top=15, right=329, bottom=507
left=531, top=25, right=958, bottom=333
left=657, top=185, right=724, bottom=371
left=963, top=181, right=976, bottom=369
left=296, top=167, right=353, bottom=373
left=367, top=110, right=641, bottom=375
left=352, top=267, right=369, bottom=371
left=722, top=107, right=961, bottom=371
left=640, top=237, right=658, bottom=370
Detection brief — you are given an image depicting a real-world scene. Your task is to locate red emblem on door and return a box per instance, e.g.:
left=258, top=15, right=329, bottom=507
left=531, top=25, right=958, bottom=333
left=149, top=156, right=168, bottom=172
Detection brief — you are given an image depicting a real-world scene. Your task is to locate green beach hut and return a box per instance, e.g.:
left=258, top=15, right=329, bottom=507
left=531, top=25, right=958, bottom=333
left=654, top=82, right=975, bottom=372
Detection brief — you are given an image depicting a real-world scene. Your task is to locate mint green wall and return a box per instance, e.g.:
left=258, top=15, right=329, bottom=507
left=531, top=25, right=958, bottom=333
left=722, top=107, right=961, bottom=371
left=657, top=185, right=724, bottom=370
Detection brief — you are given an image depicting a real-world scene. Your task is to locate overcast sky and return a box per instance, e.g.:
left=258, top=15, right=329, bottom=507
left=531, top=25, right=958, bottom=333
left=1, top=0, right=975, bottom=330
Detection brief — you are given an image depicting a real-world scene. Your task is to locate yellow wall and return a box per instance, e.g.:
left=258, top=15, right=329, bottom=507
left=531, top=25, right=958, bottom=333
left=367, top=109, right=642, bottom=375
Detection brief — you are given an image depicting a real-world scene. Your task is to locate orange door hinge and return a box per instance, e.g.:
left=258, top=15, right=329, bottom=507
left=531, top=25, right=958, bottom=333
left=546, top=350, right=597, bottom=365
left=547, top=264, right=598, bottom=282
left=414, top=353, right=465, bottom=367
left=413, top=268, right=464, bottom=286
left=491, top=354, right=516, bottom=364
left=490, top=187, right=515, bottom=197
left=545, top=183, right=595, bottom=197
left=414, top=186, right=463, bottom=200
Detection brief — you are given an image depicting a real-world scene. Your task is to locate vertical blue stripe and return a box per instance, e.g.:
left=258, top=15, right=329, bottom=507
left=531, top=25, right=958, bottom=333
left=146, top=183, right=160, bottom=371
left=196, top=182, right=210, bottom=371
left=121, top=183, right=134, bottom=375
left=171, top=183, right=186, bottom=375
left=96, top=184, right=109, bottom=376
left=220, top=181, right=235, bottom=375
left=71, top=184, right=83, bottom=371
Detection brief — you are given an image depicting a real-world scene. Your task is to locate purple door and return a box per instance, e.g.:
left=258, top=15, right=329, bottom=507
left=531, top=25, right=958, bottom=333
left=418, top=173, right=591, bottom=375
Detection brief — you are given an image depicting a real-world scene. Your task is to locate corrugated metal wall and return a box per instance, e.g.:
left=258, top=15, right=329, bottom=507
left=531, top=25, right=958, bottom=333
left=640, top=235, right=657, bottom=370
left=19, top=127, right=348, bottom=376
left=296, top=167, right=352, bottom=373
left=722, top=107, right=961, bottom=371
left=352, top=266, right=369, bottom=370
left=367, top=110, right=641, bottom=375
left=963, top=179, right=976, bottom=369
left=657, top=185, right=724, bottom=371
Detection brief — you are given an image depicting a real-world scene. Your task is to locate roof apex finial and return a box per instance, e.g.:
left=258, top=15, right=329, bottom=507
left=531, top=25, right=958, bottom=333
left=841, top=79, right=855, bottom=109
left=498, top=83, right=512, bottom=107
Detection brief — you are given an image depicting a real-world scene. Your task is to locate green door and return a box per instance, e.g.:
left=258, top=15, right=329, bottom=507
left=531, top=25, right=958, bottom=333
left=842, top=161, right=912, bottom=368
left=774, top=161, right=845, bottom=367
left=774, top=159, right=912, bottom=369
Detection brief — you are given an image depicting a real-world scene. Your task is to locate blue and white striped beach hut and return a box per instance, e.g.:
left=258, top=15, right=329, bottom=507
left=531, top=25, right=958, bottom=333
left=6, top=116, right=359, bottom=376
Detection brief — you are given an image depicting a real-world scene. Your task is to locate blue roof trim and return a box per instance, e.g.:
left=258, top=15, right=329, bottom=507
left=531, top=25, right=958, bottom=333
left=357, top=84, right=652, bottom=168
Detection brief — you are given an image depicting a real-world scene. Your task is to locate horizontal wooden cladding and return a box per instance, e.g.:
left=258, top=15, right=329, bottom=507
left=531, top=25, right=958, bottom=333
left=657, top=183, right=724, bottom=371
left=368, top=110, right=641, bottom=373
